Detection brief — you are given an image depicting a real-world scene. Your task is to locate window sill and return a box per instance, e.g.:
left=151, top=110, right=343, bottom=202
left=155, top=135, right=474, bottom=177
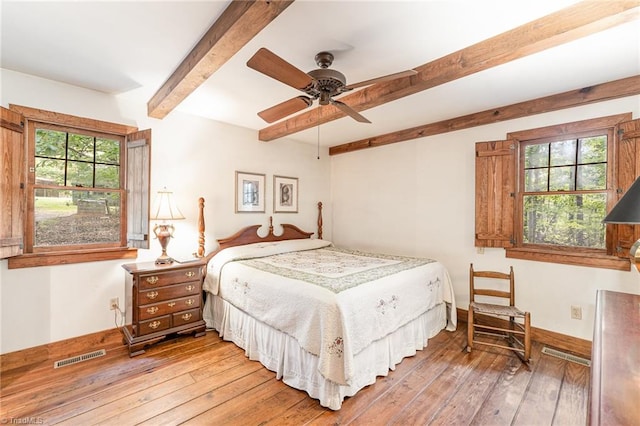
left=505, top=247, right=631, bottom=271
left=7, top=247, right=138, bottom=269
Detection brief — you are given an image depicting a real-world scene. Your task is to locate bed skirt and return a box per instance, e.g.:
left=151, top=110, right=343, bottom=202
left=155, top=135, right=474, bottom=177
left=203, top=294, right=449, bottom=410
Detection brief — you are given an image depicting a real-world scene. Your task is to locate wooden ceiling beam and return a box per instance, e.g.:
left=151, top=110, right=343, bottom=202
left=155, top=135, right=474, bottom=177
left=147, top=0, right=294, bottom=120
left=259, top=1, right=640, bottom=141
left=329, top=75, right=640, bottom=155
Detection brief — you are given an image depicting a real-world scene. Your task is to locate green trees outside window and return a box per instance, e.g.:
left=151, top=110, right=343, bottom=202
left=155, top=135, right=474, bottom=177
left=522, top=135, right=607, bottom=249
left=33, top=126, right=122, bottom=247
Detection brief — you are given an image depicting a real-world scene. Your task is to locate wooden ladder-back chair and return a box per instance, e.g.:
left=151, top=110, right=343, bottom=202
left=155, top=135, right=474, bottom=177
left=466, top=263, right=531, bottom=363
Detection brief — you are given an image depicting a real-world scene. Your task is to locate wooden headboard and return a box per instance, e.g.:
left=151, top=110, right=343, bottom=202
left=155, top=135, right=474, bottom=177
left=198, top=199, right=323, bottom=262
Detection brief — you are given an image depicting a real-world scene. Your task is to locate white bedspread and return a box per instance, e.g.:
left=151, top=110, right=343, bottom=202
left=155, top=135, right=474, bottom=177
left=204, top=239, right=456, bottom=385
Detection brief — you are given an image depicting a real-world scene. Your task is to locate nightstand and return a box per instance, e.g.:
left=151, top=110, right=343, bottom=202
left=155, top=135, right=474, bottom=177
left=121, top=259, right=207, bottom=356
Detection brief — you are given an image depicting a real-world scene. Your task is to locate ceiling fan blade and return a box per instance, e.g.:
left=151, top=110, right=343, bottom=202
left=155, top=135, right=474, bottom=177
left=247, top=48, right=314, bottom=91
left=258, top=96, right=313, bottom=123
left=330, top=100, right=371, bottom=123
left=345, top=69, right=417, bottom=90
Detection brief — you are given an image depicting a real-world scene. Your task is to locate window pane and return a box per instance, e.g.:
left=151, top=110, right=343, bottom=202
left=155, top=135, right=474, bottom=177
left=550, top=139, right=576, bottom=166
left=525, top=168, right=548, bottom=192
left=68, top=133, right=94, bottom=162
left=35, top=158, right=65, bottom=185
left=95, top=164, right=120, bottom=188
left=67, top=161, right=93, bottom=187
left=96, top=138, right=120, bottom=164
left=549, top=166, right=575, bottom=191
left=35, top=128, right=66, bottom=158
left=523, top=193, right=606, bottom=248
left=524, top=144, right=549, bottom=168
left=578, top=136, right=606, bottom=164
left=34, top=190, right=121, bottom=246
left=577, top=164, right=606, bottom=190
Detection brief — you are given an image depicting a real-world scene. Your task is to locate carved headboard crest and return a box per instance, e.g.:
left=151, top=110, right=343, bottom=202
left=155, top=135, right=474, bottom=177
left=198, top=199, right=323, bottom=262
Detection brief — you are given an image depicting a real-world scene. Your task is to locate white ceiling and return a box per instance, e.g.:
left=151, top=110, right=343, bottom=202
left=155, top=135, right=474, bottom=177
left=1, top=0, right=639, bottom=147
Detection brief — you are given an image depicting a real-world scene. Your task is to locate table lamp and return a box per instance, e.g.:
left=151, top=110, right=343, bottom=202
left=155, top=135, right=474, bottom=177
left=603, top=176, right=640, bottom=272
left=150, top=188, right=185, bottom=264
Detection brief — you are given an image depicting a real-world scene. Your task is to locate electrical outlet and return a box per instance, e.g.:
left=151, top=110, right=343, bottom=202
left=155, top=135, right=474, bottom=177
left=110, top=297, right=119, bottom=311
left=571, top=305, right=582, bottom=320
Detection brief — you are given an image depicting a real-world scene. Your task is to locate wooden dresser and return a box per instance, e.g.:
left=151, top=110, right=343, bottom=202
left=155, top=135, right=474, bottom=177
left=589, top=290, right=640, bottom=425
left=122, top=260, right=207, bottom=356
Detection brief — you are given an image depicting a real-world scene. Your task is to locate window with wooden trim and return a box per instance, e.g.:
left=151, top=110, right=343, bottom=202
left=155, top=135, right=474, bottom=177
left=475, top=114, right=640, bottom=271
left=3, top=105, right=151, bottom=268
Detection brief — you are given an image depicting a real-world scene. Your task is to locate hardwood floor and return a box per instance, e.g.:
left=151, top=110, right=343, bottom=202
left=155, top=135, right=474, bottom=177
left=0, top=324, right=589, bottom=425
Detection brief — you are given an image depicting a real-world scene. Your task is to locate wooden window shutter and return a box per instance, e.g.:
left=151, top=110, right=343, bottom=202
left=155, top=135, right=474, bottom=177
left=0, top=107, right=25, bottom=259
left=126, top=129, right=151, bottom=249
left=609, top=118, right=640, bottom=259
left=475, top=139, right=516, bottom=248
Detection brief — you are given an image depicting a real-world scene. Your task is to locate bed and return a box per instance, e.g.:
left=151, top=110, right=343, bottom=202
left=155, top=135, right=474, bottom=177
left=198, top=200, right=456, bottom=410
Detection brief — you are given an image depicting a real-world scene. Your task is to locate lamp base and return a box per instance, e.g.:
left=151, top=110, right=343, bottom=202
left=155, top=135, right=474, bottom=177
left=155, top=254, right=174, bottom=265
left=153, top=223, right=175, bottom=265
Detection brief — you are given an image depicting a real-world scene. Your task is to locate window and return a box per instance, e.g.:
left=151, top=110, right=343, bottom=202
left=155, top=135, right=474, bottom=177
left=33, top=123, right=123, bottom=248
left=475, top=114, right=640, bottom=271
left=6, top=105, right=151, bottom=268
left=521, top=131, right=609, bottom=249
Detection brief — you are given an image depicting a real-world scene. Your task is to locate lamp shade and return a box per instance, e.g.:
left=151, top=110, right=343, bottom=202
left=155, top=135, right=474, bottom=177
left=604, top=176, right=640, bottom=272
left=603, top=176, right=640, bottom=224
left=150, top=188, right=185, bottom=221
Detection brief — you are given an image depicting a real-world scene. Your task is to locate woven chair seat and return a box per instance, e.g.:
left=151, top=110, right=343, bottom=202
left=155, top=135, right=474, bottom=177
left=471, top=301, right=526, bottom=318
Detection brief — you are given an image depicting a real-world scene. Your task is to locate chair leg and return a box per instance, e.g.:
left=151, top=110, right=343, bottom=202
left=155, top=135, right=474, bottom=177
left=524, top=311, right=531, bottom=361
left=508, top=316, right=515, bottom=347
left=466, top=308, right=474, bottom=353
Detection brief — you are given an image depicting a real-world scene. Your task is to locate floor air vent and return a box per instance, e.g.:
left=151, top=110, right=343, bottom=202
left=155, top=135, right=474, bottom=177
left=541, top=346, right=590, bottom=367
left=54, top=349, right=106, bottom=368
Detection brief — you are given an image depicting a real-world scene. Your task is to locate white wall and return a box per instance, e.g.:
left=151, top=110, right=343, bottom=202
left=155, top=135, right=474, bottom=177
left=0, top=69, right=331, bottom=354
left=331, top=96, right=640, bottom=341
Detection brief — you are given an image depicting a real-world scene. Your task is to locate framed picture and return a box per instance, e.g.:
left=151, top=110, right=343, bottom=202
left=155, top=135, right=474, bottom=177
left=235, top=171, right=265, bottom=213
left=273, top=175, right=298, bottom=213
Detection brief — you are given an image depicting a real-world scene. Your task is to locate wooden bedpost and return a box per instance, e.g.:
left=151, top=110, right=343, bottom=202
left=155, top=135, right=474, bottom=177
left=197, top=197, right=205, bottom=258
left=317, top=201, right=323, bottom=240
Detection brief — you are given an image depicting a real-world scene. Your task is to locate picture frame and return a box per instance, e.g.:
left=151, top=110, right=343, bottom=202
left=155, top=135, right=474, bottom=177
left=273, top=175, right=298, bottom=213
left=235, top=171, right=265, bottom=213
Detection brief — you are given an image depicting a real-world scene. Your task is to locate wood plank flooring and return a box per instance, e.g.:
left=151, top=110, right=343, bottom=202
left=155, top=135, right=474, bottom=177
left=0, top=324, right=589, bottom=425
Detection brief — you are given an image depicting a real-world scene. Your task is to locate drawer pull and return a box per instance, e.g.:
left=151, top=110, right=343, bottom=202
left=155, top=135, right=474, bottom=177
left=186, top=299, right=194, bottom=306
left=181, top=313, right=193, bottom=321
left=185, top=271, right=196, bottom=278
left=146, top=276, right=159, bottom=285
left=146, top=307, right=158, bottom=314
left=148, top=320, right=161, bottom=329
left=146, top=291, right=159, bottom=300
left=185, top=285, right=195, bottom=291
left=167, top=302, right=176, bottom=307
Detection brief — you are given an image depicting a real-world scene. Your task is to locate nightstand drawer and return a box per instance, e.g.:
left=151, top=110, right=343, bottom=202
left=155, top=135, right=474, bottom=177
left=173, top=308, right=201, bottom=327
left=138, top=295, right=201, bottom=320
left=139, top=267, right=202, bottom=290
left=139, top=281, right=201, bottom=304
left=138, top=315, right=171, bottom=335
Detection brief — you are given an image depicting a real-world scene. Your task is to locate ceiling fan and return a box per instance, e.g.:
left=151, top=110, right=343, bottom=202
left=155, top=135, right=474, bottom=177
left=247, top=48, right=417, bottom=124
